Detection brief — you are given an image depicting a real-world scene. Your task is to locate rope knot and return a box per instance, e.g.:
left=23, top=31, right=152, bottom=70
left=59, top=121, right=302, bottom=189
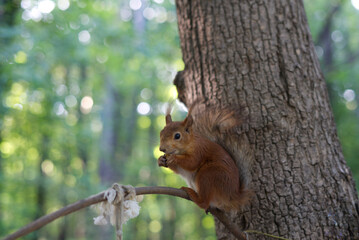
left=93, top=183, right=142, bottom=240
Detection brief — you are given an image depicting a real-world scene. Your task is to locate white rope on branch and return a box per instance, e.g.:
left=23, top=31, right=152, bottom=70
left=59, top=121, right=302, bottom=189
left=93, top=184, right=143, bottom=240
left=3, top=186, right=247, bottom=240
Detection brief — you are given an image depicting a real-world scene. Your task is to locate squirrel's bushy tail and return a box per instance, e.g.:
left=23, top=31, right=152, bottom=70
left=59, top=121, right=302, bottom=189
left=236, top=178, right=253, bottom=208
left=192, top=105, right=254, bottom=190
left=191, top=106, right=242, bottom=136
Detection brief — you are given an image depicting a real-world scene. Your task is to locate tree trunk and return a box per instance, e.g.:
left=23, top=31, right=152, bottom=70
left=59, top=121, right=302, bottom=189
left=174, top=0, right=359, bottom=239
left=99, top=78, right=121, bottom=184
left=33, top=135, right=50, bottom=240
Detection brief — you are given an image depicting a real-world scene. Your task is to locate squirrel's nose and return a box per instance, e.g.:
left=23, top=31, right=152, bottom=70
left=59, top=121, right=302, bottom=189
left=159, top=147, right=166, bottom=153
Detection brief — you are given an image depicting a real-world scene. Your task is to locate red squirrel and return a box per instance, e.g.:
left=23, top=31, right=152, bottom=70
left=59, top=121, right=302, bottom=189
left=158, top=103, right=252, bottom=211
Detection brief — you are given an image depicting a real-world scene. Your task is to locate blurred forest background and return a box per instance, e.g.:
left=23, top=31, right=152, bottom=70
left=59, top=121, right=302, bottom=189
left=0, top=0, right=358, bottom=239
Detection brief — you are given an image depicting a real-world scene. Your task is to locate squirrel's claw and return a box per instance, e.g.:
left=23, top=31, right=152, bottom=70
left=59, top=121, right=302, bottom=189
left=205, top=208, right=210, bottom=215
left=158, top=155, right=168, bottom=167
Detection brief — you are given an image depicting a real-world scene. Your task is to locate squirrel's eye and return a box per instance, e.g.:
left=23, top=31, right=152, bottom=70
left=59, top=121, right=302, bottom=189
left=174, top=133, right=181, bottom=140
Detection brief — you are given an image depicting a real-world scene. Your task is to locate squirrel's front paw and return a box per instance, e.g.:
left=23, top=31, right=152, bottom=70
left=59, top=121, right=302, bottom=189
left=158, top=155, right=168, bottom=167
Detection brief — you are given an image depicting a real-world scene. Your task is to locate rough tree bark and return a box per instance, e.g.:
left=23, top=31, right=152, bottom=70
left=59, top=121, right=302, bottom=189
left=174, top=0, right=359, bottom=239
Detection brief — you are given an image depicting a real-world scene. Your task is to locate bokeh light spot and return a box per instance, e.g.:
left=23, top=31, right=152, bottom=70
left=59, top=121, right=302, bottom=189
left=65, top=95, right=77, bottom=108
left=149, top=220, right=162, bottom=233
left=91, top=119, right=103, bottom=133
left=138, top=116, right=151, bottom=129
left=66, top=114, right=78, bottom=126
left=58, top=0, right=70, bottom=10
left=41, top=160, right=54, bottom=176
left=343, top=89, right=355, bottom=102
left=346, top=101, right=357, bottom=111
left=38, top=0, right=55, bottom=14
left=137, top=102, right=151, bottom=115
left=153, top=146, right=162, bottom=159
left=65, top=175, right=77, bottom=187
left=78, top=30, right=91, bottom=44
left=27, top=148, right=39, bottom=160
left=80, top=96, right=94, bottom=114
left=21, top=0, right=31, bottom=9
left=143, top=7, right=155, bottom=20
left=14, top=51, right=27, bottom=64
left=0, top=142, right=15, bottom=156
left=129, top=0, right=142, bottom=10
left=140, top=88, right=153, bottom=100
left=352, top=0, right=359, bottom=10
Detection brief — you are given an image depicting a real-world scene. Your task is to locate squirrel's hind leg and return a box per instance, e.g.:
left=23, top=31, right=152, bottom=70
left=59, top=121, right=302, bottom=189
left=181, top=186, right=210, bottom=211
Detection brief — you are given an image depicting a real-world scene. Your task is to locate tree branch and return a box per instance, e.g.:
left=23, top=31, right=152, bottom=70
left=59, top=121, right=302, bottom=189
left=3, top=186, right=246, bottom=240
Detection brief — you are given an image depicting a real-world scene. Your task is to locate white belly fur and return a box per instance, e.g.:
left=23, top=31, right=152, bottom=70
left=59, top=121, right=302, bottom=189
left=176, top=167, right=197, bottom=191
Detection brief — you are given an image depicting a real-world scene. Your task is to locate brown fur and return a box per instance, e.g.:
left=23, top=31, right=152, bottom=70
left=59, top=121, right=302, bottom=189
left=158, top=105, right=251, bottom=211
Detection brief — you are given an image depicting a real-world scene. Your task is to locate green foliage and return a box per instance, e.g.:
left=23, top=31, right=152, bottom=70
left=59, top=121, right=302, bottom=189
left=0, top=0, right=211, bottom=239
left=0, top=0, right=358, bottom=239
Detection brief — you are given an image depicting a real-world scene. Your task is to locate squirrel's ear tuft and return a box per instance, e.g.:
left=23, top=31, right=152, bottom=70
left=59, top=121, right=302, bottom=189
left=183, top=115, right=193, bottom=129
left=165, top=114, right=172, bottom=124
left=165, top=103, right=173, bottom=125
